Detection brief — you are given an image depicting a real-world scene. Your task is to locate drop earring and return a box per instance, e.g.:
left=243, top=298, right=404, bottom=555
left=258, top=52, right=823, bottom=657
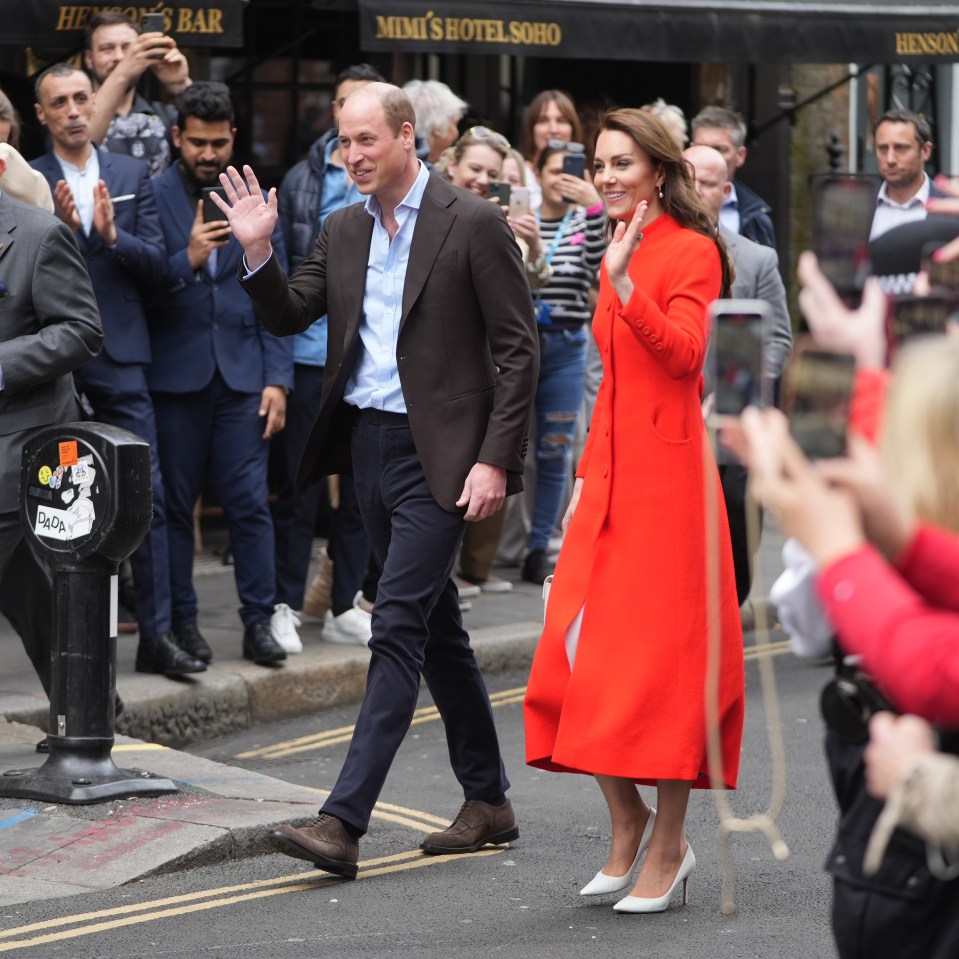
left=658, top=185, right=664, bottom=199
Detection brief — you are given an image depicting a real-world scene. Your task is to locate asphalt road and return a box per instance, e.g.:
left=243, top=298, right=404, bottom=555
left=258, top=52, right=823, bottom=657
left=0, top=639, right=840, bottom=959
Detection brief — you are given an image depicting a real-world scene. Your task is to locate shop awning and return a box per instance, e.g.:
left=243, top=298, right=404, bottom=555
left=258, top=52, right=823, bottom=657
left=358, top=0, right=959, bottom=63
left=6, top=1, right=247, bottom=50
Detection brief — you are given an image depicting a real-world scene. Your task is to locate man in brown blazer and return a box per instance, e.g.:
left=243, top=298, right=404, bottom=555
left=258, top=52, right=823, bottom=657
left=220, top=82, right=538, bottom=879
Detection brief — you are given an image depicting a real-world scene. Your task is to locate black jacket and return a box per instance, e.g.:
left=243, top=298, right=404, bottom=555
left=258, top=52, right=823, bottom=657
left=735, top=180, right=777, bottom=250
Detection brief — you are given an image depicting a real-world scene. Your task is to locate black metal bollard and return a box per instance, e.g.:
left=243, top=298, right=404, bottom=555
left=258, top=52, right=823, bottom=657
left=0, top=423, right=177, bottom=804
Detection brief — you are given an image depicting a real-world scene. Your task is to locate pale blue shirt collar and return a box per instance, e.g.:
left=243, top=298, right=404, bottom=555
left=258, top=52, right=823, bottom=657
left=363, top=159, right=430, bottom=222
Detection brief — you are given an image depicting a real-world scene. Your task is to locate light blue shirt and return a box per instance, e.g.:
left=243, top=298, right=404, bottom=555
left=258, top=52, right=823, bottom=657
left=56, top=148, right=100, bottom=237
left=343, top=160, right=430, bottom=414
left=719, top=181, right=741, bottom=235
left=293, top=138, right=363, bottom=368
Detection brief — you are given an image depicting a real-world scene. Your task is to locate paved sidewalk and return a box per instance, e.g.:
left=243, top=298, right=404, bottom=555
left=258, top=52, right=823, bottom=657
left=0, top=525, right=785, bottom=906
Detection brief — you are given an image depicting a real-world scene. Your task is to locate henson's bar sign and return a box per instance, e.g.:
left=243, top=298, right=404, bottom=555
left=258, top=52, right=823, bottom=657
left=8, top=2, right=245, bottom=48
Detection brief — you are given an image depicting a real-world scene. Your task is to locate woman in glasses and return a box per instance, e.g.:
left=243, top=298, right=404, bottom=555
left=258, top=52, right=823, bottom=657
left=525, top=109, right=743, bottom=914
left=519, top=144, right=606, bottom=586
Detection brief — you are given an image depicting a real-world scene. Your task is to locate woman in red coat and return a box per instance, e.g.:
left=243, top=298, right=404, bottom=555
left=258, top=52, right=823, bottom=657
left=524, top=109, right=745, bottom=913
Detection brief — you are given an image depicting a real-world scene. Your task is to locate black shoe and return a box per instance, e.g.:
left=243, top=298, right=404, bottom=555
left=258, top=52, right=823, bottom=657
left=174, top=622, right=213, bottom=663
left=522, top=549, right=552, bottom=585
left=135, top=631, right=207, bottom=677
left=243, top=620, right=287, bottom=666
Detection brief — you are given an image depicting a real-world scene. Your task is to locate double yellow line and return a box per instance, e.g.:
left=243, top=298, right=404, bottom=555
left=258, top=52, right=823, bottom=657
left=0, top=848, right=504, bottom=953
left=236, top=686, right=528, bottom=761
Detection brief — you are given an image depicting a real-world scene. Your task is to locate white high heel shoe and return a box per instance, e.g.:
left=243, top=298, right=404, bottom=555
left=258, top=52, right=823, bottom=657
left=613, top=843, right=696, bottom=913
left=579, top=807, right=657, bottom=896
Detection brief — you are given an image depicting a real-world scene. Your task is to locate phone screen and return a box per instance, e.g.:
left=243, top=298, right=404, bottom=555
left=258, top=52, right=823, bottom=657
left=922, top=241, right=959, bottom=292
left=202, top=186, right=228, bottom=223
left=509, top=186, right=531, bottom=218
left=711, top=309, right=766, bottom=416
left=887, top=293, right=954, bottom=359
left=488, top=181, right=511, bottom=207
left=783, top=346, right=856, bottom=459
left=811, top=174, right=882, bottom=300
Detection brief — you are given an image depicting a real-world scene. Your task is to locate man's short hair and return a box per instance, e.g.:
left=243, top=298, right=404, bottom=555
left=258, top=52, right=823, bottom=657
left=691, top=105, right=747, bottom=148
left=83, top=10, right=139, bottom=51
left=176, top=82, right=234, bottom=129
left=34, top=63, right=85, bottom=104
left=874, top=107, right=933, bottom=146
left=335, top=63, right=386, bottom=89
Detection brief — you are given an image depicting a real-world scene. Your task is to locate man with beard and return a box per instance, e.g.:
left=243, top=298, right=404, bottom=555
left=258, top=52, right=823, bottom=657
left=83, top=10, right=192, bottom=178
left=146, top=82, right=294, bottom=665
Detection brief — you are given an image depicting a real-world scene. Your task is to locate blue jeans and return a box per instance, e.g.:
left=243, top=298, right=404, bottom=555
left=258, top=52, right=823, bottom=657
left=528, top=327, right=589, bottom=553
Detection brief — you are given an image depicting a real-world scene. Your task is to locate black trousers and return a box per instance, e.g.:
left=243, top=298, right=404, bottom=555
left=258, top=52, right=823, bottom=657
left=321, top=411, right=510, bottom=834
left=719, top=462, right=760, bottom=607
left=0, top=512, right=53, bottom=696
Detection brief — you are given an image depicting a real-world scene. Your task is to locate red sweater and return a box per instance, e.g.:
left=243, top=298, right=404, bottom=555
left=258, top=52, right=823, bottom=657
left=818, top=525, right=959, bottom=726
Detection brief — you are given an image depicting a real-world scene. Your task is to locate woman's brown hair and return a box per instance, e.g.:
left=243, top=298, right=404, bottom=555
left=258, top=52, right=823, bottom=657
left=521, top=90, right=582, bottom=165
left=598, top=108, right=732, bottom=297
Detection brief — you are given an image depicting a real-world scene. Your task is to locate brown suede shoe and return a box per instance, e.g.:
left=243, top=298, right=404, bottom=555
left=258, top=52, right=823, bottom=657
left=420, top=799, right=519, bottom=855
left=269, top=814, right=359, bottom=879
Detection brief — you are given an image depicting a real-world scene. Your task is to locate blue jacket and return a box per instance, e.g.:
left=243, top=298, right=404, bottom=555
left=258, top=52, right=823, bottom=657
left=145, top=164, right=293, bottom=394
left=31, top=148, right=165, bottom=365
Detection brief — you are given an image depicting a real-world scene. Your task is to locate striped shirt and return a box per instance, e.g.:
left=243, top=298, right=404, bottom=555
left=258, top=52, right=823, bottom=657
left=534, top=204, right=607, bottom=330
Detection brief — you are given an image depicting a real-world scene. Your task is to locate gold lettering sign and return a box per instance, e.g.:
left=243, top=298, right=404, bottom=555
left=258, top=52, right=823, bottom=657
left=55, top=5, right=226, bottom=35
left=374, top=10, right=562, bottom=48
left=894, top=29, right=959, bottom=57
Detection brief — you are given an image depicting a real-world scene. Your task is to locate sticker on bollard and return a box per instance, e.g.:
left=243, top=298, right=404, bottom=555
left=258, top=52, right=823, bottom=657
left=0, top=423, right=177, bottom=805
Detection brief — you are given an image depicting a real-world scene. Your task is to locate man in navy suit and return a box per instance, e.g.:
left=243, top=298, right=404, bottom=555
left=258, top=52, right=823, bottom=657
left=146, top=82, right=294, bottom=665
left=32, top=63, right=207, bottom=678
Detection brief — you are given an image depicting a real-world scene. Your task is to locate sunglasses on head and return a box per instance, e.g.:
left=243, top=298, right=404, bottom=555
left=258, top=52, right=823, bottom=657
left=547, top=138, right=585, bottom=154
left=467, top=126, right=511, bottom=150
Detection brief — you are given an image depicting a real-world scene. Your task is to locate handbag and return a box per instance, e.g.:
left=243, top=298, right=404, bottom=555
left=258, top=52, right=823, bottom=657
left=820, top=661, right=896, bottom=743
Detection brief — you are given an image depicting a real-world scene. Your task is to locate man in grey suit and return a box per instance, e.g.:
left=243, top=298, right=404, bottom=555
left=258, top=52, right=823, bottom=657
left=0, top=150, right=103, bottom=695
left=218, top=82, right=538, bottom=879
left=685, top=144, right=793, bottom=605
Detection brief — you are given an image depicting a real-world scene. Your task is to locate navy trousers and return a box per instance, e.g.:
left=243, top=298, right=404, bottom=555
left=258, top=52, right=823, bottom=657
left=152, top=372, right=276, bottom=627
left=321, top=410, right=510, bottom=834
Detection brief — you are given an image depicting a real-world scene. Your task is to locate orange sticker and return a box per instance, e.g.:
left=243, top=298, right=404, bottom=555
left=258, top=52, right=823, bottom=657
left=59, top=441, right=79, bottom=467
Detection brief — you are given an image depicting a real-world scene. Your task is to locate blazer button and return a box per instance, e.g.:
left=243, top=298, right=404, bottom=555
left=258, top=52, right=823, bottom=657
left=602, top=466, right=609, bottom=477
left=655, top=343, right=664, bottom=351
left=642, top=328, right=651, bottom=336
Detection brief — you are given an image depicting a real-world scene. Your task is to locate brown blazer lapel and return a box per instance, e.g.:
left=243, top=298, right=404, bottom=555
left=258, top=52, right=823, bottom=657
left=401, top=177, right=456, bottom=329
left=334, top=205, right=375, bottom=357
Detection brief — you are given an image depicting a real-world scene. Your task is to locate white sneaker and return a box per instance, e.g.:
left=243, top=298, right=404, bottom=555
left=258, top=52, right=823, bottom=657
left=323, top=603, right=372, bottom=646
left=271, top=603, right=303, bottom=653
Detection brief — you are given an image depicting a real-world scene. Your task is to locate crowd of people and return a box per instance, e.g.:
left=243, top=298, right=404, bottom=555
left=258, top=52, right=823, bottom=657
left=1, top=15, right=957, bottom=949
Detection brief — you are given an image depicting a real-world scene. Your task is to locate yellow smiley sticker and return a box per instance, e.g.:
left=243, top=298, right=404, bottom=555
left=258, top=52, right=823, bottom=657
left=38, top=465, right=52, bottom=486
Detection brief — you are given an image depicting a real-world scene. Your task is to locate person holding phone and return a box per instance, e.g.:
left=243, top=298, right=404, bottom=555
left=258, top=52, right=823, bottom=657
left=146, top=82, right=294, bottom=667
left=519, top=89, right=582, bottom=211
left=524, top=109, right=744, bottom=914
left=518, top=144, right=606, bottom=586
left=83, top=11, right=192, bottom=178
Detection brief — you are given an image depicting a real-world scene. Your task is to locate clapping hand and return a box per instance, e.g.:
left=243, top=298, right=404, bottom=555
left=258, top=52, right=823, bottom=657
left=211, top=165, right=277, bottom=270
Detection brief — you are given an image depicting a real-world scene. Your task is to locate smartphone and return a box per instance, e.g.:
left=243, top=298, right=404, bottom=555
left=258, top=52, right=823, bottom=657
left=487, top=181, right=511, bottom=207
left=810, top=173, right=882, bottom=301
left=561, top=153, right=587, bottom=203
left=922, top=241, right=959, bottom=292
left=782, top=341, right=856, bottom=459
left=706, top=300, right=769, bottom=422
left=202, top=186, right=229, bottom=223
left=508, top=186, right=531, bottom=218
left=141, top=12, right=166, bottom=33
left=887, top=293, right=955, bottom=358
